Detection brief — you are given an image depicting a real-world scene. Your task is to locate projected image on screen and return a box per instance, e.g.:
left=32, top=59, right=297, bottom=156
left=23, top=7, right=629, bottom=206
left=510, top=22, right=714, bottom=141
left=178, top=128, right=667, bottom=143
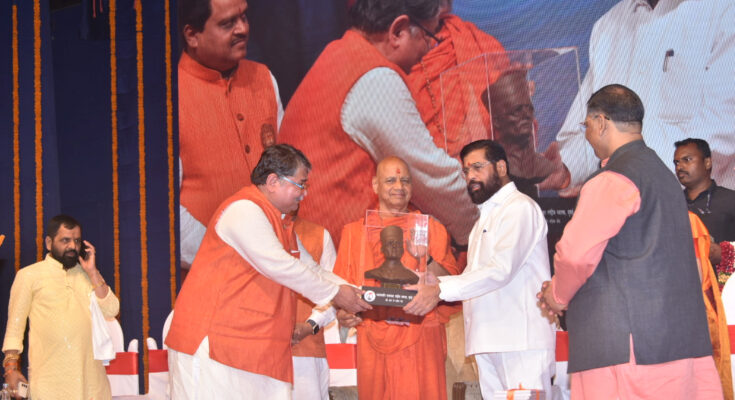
left=440, top=48, right=584, bottom=199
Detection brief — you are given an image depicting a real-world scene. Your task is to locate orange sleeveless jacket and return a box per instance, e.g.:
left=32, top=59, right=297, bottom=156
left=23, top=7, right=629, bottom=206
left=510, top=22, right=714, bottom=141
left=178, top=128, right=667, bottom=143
left=166, top=185, right=299, bottom=382
left=179, top=52, right=277, bottom=224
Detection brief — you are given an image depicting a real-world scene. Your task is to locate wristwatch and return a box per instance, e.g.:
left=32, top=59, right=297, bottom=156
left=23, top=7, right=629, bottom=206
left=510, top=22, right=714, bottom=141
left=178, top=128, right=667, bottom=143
left=306, top=319, right=320, bottom=335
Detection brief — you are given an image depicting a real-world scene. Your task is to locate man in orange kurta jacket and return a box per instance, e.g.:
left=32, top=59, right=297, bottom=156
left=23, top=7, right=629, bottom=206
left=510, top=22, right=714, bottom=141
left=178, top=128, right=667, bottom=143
left=166, top=145, right=370, bottom=398
left=178, top=0, right=283, bottom=271
left=334, top=156, right=460, bottom=400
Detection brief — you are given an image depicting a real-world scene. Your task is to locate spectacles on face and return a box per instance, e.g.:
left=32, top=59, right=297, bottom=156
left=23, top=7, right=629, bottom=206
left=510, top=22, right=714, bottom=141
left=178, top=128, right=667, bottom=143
left=280, top=175, right=308, bottom=192
left=578, top=114, right=610, bottom=135
left=408, top=17, right=442, bottom=47
left=461, top=161, right=491, bottom=177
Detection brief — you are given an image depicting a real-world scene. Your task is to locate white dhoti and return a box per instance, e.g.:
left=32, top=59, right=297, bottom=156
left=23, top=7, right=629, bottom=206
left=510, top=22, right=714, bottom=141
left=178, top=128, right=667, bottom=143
left=168, top=336, right=291, bottom=399
left=291, top=356, right=330, bottom=400
left=475, top=349, right=555, bottom=399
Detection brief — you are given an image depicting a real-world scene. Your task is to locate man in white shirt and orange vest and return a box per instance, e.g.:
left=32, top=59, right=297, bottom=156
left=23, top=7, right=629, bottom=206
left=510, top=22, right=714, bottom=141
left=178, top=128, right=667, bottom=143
left=166, top=144, right=371, bottom=399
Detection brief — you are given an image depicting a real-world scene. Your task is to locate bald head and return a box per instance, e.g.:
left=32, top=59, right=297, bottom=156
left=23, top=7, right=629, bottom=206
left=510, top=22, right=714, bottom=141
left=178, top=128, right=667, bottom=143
left=583, top=84, right=645, bottom=159
left=373, top=156, right=412, bottom=214
left=586, top=84, right=643, bottom=133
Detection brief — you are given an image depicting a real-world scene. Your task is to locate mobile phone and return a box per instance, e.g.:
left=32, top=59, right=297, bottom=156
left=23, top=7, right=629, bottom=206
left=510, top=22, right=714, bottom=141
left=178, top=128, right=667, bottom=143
left=80, top=241, right=89, bottom=260
left=17, top=381, right=29, bottom=398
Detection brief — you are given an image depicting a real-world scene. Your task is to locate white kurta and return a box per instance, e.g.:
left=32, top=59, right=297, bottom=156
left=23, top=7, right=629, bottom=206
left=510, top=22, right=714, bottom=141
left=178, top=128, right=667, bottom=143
left=292, top=230, right=338, bottom=400
left=438, top=182, right=555, bottom=354
left=215, top=200, right=346, bottom=306
left=437, top=182, right=555, bottom=397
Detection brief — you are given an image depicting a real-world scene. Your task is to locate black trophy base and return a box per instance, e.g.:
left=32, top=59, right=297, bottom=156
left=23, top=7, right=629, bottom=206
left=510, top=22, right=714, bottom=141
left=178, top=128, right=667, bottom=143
left=362, top=285, right=417, bottom=307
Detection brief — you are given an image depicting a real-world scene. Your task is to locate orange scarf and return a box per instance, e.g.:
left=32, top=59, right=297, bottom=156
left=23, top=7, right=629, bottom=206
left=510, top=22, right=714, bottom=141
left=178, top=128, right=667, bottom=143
left=689, top=211, right=732, bottom=399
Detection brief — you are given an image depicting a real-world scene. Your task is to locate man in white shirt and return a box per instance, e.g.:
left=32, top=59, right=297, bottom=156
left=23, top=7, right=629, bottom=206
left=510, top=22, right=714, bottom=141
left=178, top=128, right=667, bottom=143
left=405, top=140, right=556, bottom=399
left=555, top=0, right=735, bottom=193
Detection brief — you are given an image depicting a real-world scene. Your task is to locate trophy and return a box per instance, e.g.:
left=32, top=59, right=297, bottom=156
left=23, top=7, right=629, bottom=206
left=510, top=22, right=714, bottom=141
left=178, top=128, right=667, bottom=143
left=360, top=211, right=429, bottom=308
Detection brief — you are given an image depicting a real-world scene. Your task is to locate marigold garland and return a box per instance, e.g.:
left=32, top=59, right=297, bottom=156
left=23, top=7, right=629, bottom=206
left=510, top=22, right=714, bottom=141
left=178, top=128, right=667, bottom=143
left=34, top=0, right=44, bottom=260
left=12, top=4, right=20, bottom=271
left=164, top=0, right=177, bottom=307
left=109, top=0, right=121, bottom=302
left=716, top=241, right=735, bottom=289
left=133, top=0, right=151, bottom=391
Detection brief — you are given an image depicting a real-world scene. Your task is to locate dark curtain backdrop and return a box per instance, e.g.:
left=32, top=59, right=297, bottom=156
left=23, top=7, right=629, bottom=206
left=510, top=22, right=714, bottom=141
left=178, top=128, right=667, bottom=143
left=0, top=0, right=179, bottom=393
left=1, top=0, right=621, bottom=393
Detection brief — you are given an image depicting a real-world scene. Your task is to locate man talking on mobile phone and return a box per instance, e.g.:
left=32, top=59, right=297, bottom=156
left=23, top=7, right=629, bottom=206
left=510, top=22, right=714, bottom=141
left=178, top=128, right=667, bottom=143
left=2, top=214, right=120, bottom=399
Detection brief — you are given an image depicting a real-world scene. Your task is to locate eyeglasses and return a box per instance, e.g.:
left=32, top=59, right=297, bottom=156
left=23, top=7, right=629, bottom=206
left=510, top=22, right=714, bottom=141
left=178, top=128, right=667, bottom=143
left=461, top=161, right=491, bottom=177
left=578, top=114, right=610, bottom=135
left=409, top=17, right=442, bottom=46
left=280, top=175, right=308, bottom=191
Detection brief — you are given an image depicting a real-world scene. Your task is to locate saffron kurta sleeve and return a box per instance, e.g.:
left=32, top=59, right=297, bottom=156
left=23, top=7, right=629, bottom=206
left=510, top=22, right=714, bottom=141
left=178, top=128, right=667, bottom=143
left=551, top=170, right=640, bottom=304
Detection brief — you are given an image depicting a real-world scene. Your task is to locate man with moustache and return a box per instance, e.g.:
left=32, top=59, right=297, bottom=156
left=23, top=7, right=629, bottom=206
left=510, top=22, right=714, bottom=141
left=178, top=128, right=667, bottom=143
left=404, top=140, right=555, bottom=399
left=278, top=0, right=478, bottom=250
left=178, top=0, right=284, bottom=273
left=3, top=215, right=120, bottom=399
left=166, top=145, right=371, bottom=399
left=333, top=156, right=460, bottom=400
left=673, top=138, right=735, bottom=277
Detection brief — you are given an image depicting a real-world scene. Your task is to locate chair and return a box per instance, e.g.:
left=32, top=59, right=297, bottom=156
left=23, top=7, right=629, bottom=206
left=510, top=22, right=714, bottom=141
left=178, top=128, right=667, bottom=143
left=106, top=336, right=140, bottom=396
left=146, top=338, right=169, bottom=400
left=146, top=310, right=174, bottom=400
left=323, top=321, right=357, bottom=388
left=551, top=330, right=571, bottom=400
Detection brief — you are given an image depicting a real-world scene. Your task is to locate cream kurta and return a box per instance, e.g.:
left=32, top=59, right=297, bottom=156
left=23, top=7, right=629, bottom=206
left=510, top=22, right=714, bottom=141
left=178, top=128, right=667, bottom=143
left=3, top=254, right=120, bottom=400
